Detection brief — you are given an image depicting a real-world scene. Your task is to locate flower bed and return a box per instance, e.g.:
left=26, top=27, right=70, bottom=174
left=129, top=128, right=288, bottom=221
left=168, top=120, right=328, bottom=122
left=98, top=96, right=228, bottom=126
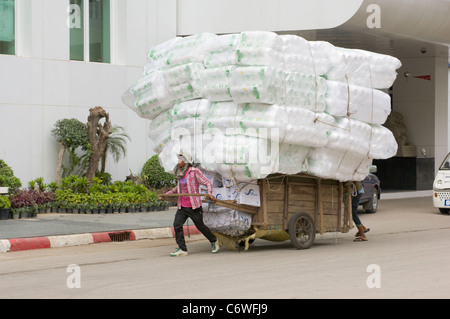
left=2, top=175, right=170, bottom=220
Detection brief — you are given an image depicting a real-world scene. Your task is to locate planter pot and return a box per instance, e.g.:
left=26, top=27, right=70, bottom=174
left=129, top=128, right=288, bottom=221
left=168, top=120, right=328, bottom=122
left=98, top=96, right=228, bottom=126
left=31, top=210, right=37, bottom=218
left=12, top=212, right=20, bottom=220
left=99, top=209, right=106, bottom=214
left=21, top=211, right=31, bottom=219
left=0, top=208, right=10, bottom=220
left=107, top=208, right=113, bottom=214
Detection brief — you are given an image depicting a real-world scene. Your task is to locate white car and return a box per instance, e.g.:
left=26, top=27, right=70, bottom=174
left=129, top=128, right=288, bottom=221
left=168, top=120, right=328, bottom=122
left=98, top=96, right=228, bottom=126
left=433, top=152, right=450, bottom=213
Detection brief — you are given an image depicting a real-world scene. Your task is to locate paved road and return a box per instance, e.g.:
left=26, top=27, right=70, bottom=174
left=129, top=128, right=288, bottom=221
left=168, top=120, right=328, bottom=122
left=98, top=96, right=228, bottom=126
left=1, top=196, right=449, bottom=300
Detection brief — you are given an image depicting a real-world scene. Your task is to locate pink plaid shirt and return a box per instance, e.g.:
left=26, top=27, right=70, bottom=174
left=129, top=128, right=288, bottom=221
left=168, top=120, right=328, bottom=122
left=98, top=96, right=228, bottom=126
left=166, top=167, right=213, bottom=209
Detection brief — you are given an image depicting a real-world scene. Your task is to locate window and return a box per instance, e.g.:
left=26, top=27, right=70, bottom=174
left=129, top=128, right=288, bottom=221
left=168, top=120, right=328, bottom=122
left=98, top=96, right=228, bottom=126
left=89, top=0, right=110, bottom=63
left=69, top=0, right=84, bottom=61
left=0, top=0, right=15, bottom=55
left=69, top=0, right=110, bottom=63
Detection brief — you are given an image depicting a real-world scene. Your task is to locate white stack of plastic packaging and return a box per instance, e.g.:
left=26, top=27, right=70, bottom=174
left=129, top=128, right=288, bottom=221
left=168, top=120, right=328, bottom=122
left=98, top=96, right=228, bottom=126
left=123, top=30, right=401, bottom=200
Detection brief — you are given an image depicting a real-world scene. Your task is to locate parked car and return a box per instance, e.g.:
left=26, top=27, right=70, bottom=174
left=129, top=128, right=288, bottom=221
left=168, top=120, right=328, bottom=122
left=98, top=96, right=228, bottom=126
left=359, top=165, right=381, bottom=213
left=433, top=152, right=450, bottom=214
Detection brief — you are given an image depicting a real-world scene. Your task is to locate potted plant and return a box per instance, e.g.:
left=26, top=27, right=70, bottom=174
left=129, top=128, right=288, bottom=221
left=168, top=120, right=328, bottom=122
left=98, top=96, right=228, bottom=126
left=30, top=204, right=38, bottom=218
left=0, top=196, right=11, bottom=220
left=20, top=206, right=31, bottom=219
left=11, top=208, right=20, bottom=220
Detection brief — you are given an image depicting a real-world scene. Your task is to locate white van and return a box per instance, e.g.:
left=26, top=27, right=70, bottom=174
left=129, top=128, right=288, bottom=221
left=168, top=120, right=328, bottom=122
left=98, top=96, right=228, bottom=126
left=433, top=152, right=450, bottom=213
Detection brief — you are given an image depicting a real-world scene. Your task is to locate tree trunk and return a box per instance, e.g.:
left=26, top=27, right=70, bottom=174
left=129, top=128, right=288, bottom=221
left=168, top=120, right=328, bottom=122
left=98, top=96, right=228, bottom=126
left=100, top=144, right=108, bottom=173
left=86, top=106, right=113, bottom=182
left=55, top=142, right=66, bottom=184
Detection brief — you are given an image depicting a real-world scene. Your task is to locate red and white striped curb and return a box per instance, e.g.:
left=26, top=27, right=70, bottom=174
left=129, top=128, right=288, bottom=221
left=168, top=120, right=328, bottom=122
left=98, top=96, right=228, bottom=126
left=0, top=225, right=201, bottom=253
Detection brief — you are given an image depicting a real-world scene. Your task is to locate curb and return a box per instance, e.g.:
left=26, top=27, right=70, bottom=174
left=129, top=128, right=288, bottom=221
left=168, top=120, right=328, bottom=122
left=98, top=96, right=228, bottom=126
left=0, top=225, right=201, bottom=253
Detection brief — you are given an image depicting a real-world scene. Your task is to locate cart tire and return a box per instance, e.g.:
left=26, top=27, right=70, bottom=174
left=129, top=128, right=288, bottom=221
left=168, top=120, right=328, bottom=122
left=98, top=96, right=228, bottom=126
left=288, top=213, right=316, bottom=250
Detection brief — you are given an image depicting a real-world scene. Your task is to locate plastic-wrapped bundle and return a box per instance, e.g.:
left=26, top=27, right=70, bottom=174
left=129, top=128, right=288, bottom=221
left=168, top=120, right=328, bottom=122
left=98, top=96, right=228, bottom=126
left=205, top=102, right=285, bottom=142
left=205, top=101, right=239, bottom=131
left=203, top=31, right=284, bottom=69
left=200, top=65, right=234, bottom=101
left=122, top=71, right=169, bottom=120
left=149, top=110, right=173, bottom=153
left=200, top=135, right=277, bottom=181
left=125, top=31, right=401, bottom=184
left=203, top=34, right=241, bottom=68
left=325, top=80, right=392, bottom=125
left=230, top=66, right=286, bottom=105
left=327, top=117, right=372, bottom=157
left=283, top=107, right=334, bottom=147
left=235, top=31, right=284, bottom=69
left=307, top=147, right=372, bottom=182
left=352, top=156, right=373, bottom=182
left=326, top=48, right=402, bottom=89
left=281, top=35, right=338, bottom=75
left=237, top=103, right=285, bottom=139
left=276, top=143, right=311, bottom=175
left=146, top=37, right=181, bottom=72
left=285, top=72, right=327, bottom=111
left=368, top=124, right=398, bottom=159
left=171, top=99, right=211, bottom=134
left=164, top=62, right=205, bottom=89
left=123, top=63, right=205, bottom=120
left=145, top=33, right=217, bottom=73
left=203, top=205, right=253, bottom=237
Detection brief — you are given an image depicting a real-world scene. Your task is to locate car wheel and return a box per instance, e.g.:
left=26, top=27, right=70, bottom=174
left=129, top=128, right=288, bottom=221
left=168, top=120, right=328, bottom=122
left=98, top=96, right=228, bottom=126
left=439, top=208, right=450, bottom=214
left=365, top=188, right=379, bottom=213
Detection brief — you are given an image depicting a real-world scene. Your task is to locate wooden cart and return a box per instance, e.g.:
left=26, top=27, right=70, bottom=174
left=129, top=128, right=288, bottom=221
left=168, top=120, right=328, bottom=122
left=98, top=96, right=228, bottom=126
left=163, top=172, right=354, bottom=250
left=208, top=173, right=354, bottom=250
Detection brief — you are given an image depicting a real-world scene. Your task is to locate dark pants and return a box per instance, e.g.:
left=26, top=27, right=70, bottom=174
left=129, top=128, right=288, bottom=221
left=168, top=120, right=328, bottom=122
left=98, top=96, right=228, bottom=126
left=352, top=193, right=363, bottom=227
left=173, top=206, right=217, bottom=252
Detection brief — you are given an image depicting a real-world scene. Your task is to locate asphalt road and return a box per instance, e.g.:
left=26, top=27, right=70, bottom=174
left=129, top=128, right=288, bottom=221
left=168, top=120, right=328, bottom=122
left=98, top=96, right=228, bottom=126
left=1, top=196, right=449, bottom=300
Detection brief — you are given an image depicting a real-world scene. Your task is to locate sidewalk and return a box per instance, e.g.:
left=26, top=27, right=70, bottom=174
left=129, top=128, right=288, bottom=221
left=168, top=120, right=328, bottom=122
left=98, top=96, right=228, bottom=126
left=0, top=207, right=201, bottom=253
left=0, top=190, right=432, bottom=253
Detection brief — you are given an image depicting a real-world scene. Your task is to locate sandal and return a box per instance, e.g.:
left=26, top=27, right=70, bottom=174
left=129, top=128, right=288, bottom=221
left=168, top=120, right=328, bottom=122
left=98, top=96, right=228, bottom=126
left=355, top=228, right=370, bottom=237
left=354, top=237, right=368, bottom=242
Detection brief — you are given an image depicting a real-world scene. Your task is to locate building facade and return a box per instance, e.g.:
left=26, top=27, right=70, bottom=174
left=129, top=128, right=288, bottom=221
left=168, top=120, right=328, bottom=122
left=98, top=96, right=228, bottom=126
left=0, top=0, right=449, bottom=190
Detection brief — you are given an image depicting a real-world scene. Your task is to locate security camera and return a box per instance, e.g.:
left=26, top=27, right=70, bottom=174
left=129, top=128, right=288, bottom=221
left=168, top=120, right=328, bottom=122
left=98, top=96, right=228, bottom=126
left=420, top=47, right=427, bottom=54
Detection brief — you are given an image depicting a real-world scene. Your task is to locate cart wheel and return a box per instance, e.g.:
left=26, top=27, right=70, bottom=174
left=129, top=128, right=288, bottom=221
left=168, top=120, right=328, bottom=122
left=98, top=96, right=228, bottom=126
left=288, top=213, right=316, bottom=250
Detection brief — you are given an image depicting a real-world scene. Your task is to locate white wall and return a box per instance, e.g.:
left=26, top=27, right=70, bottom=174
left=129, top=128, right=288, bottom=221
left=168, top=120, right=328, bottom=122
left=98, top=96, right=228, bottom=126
left=0, top=0, right=177, bottom=186
left=392, top=44, right=449, bottom=171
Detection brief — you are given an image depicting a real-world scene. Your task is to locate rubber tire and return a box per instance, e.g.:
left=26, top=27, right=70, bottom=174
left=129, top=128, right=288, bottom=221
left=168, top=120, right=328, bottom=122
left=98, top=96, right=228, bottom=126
left=364, top=188, right=379, bottom=213
left=288, top=212, right=316, bottom=250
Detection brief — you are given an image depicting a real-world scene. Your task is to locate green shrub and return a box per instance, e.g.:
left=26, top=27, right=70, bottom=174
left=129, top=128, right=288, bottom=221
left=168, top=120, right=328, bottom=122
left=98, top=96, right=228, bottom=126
left=141, top=155, right=176, bottom=189
left=0, top=196, right=11, bottom=209
left=0, top=159, right=22, bottom=192
left=0, top=159, right=14, bottom=177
